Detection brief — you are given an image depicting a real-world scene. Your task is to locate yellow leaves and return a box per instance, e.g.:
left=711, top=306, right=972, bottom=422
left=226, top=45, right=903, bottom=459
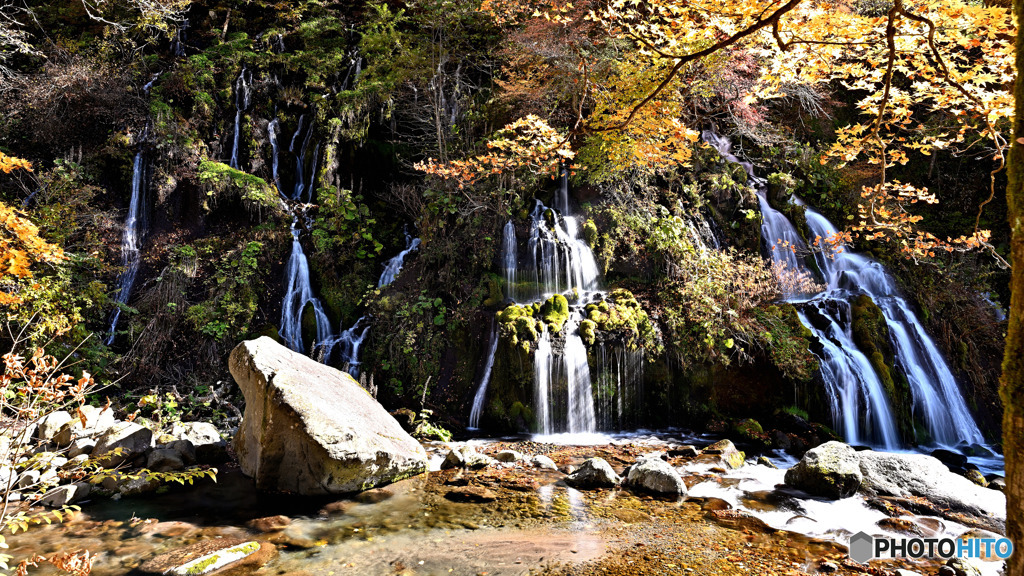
left=0, top=196, right=65, bottom=307
left=0, top=152, right=32, bottom=174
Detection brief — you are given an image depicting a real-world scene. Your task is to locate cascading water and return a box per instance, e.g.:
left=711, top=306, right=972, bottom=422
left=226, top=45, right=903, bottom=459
left=268, top=118, right=281, bottom=192
left=106, top=148, right=150, bottom=345
left=468, top=320, right=499, bottom=430
left=230, top=68, right=252, bottom=169
left=291, top=116, right=316, bottom=201
left=704, top=131, right=984, bottom=447
left=471, top=170, right=644, bottom=436
left=378, top=234, right=421, bottom=288
left=801, top=207, right=984, bottom=446
left=279, top=220, right=334, bottom=354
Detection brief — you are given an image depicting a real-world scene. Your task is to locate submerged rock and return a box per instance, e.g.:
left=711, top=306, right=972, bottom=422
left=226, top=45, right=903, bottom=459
left=624, top=456, right=687, bottom=495
left=230, top=337, right=427, bottom=495
left=565, top=457, right=620, bottom=489
left=532, top=455, right=558, bottom=470
left=699, top=439, right=745, bottom=469
left=784, top=441, right=862, bottom=499
left=137, top=538, right=276, bottom=576
left=441, top=446, right=495, bottom=470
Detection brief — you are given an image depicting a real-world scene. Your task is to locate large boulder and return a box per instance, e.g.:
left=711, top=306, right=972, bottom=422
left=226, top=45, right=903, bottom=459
left=230, top=337, right=427, bottom=495
left=565, top=457, right=621, bottom=489
left=857, top=451, right=1004, bottom=528
left=625, top=456, right=687, bottom=495
left=784, top=441, right=862, bottom=499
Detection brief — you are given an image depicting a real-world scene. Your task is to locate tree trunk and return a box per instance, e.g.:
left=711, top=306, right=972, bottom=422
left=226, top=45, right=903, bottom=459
left=1003, top=1, right=1024, bottom=574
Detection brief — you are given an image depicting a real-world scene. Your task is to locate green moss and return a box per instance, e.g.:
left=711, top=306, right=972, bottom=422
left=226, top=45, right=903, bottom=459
left=539, top=294, right=570, bottom=332
left=497, top=304, right=541, bottom=349
left=583, top=289, right=659, bottom=353
left=583, top=219, right=598, bottom=248
left=197, top=160, right=281, bottom=218
left=580, top=319, right=597, bottom=346
left=851, top=294, right=914, bottom=440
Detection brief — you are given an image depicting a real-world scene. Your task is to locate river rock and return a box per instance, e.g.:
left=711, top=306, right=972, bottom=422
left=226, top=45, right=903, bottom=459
left=446, top=485, right=497, bottom=503
left=170, top=421, right=226, bottom=463
left=857, top=451, right=1004, bottom=530
left=700, top=439, right=745, bottom=469
left=55, top=405, right=117, bottom=446
left=37, top=411, right=73, bottom=442
left=532, top=455, right=558, bottom=470
left=784, top=441, right=861, bottom=499
left=246, top=515, right=291, bottom=533
left=137, top=538, right=276, bottom=576
left=565, top=457, right=621, bottom=489
left=38, top=482, right=89, bottom=508
left=230, top=337, right=427, bottom=495
left=930, top=448, right=968, bottom=468
left=945, top=558, right=983, bottom=576
left=624, top=456, right=687, bottom=495
left=962, top=468, right=987, bottom=487
left=988, top=477, right=1006, bottom=492
left=68, top=437, right=96, bottom=458
left=93, top=421, right=153, bottom=467
left=441, top=446, right=495, bottom=470
left=165, top=439, right=198, bottom=466
left=147, top=448, right=185, bottom=472
left=494, top=449, right=525, bottom=463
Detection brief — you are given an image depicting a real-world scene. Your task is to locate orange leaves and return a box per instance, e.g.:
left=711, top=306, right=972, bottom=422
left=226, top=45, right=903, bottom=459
left=0, top=202, right=65, bottom=305
left=0, top=152, right=32, bottom=174
left=414, top=115, right=574, bottom=187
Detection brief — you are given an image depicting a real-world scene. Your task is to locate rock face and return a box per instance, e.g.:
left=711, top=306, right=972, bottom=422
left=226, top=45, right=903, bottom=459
left=565, top=457, right=621, bottom=488
left=93, top=422, right=154, bottom=467
left=784, top=441, right=862, bottom=499
left=230, top=337, right=427, bottom=495
left=857, top=451, right=1004, bottom=524
left=625, top=456, right=687, bottom=495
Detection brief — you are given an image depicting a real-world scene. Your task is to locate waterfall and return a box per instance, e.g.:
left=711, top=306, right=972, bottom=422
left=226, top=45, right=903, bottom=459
left=279, top=220, right=334, bottom=354
left=291, top=116, right=315, bottom=201
left=563, top=312, right=596, bottom=434
left=268, top=118, right=281, bottom=192
left=106, top=149, right=149, bottom=345
left=230, top=68, right=252, bottom=170
left=801, top=208, right=984, bottom=446
left=468, top=320, right=499, bottom=429
left=333, top=316, right=371, bottom=378
left=591, top=344, right=646, bottom=431
left=704, top=131, right=983, bottom=447
left=534, top=328, right=553, bottom=435
left=502, top=220, right=517, bottom=300
left=378, top=234, right=421, bottom=288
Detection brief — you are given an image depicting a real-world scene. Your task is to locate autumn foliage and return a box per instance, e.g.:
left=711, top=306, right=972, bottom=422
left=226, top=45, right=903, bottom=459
left=0, top=154, right=64, bottom=306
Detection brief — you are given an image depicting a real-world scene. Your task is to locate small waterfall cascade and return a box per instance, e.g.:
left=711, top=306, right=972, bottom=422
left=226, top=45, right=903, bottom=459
left=290, top=115, right=317, bottom=202
left=378, top=233, right=421, bottom=288
left=106, top=146, right=150, bottom=345
left=473, top=170, right=644, bottom=435
left=268, top=118, right=282, bottom=192
left=468, top=319, right=499, bottom=429
left=704, top=131, right=983, bottom=447
left=279, top=219, right=334, bottom=354
left=230, top=68, right=253, bottom=169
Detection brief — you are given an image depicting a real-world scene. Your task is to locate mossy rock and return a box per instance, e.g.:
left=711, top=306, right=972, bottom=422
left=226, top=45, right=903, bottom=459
left=583, top=219, right=598, bottom=248
left=850, top=294, right=914, bottom=441
left=301, top=303, right=319, bottom=350
left=580, top=319, right=597, bottom=346
left=539, top=294, right=569, bottom=333
left=583, top=289, right=659, bottom=353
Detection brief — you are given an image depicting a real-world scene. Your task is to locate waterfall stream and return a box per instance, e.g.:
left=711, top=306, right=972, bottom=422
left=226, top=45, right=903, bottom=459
left=704, top=131, right=984, bottom=448
left=230, top=68, right=252, bottom=169
left=106, top=148, right=149, bottom=345
left=468, top=320, right=499, bottom=430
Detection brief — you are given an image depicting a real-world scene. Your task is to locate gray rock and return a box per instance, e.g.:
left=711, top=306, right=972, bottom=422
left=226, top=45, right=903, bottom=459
left=441, top=447, right=495, bottom=470
left=962, top=468, right=987, bottom=487
left=858, top=451, right=1004, bottom=524
left=930, top=448, right=967, bottom=468
left=107, top=472, right=160, bottom=497
left=147, top=448, right=185, bottom=472
left=37, top=411, right=74, bottom=442
left=38, top=482, right=89, bottom=507
left=894, top=570, right=924, bottom=576
left=16, top=470, right=40, bottom=489
left=93, top=422, right=153, bottom=467
left=494, top=450, right=525, bottom=463
left=135, top=538, right=276, bottom=576
left=668, top=445, right=699, bottom=458
left=68, top=437, right=96, bottom=458
left=988, top=477, right=1006, bottom=492
left=532, top=455, right=558, bottom=470
left=170, top=421, right=226, bottom=464
left=61, top=454, right=90, bottom=470
left=784, top=441, right=862, bottom=499
left=54, top=406, right=117, bottom=446
left=625, top=456, right=687, bottom=495
left=230, top=337, right=427, bottom=495
left=565, top=457, right=621, bottom=489
left=166, top=439, right=197, bottom=466
left=756, top=456, right=778, bottom=469
left=0, top=465, right=14, bottom=489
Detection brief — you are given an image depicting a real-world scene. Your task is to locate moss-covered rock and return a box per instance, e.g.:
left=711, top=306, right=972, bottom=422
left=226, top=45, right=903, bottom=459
left=497, top=304, right=541, bottom=350
left=583, top=289, right=659, bottom=353
left=583, top=218, right=598, bottom=248
left=579, top=319, right=597, bottom=346
left=539, top=294, right=569, bottom=333
left=850, top=294, right=914, bottom=441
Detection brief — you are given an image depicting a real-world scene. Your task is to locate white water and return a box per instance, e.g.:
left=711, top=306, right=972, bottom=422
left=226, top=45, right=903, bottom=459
left=703, top=130, right=984, bottom=448
left=378, top=234, right=421, bottom=288
left=268, top=118, right=282, bottom=193
left=502, top=220, right=517, bottom=300
left=229, top=68, right=252, bottom=169
left=291, top=115, right=315, bottom=201
left=279, top=220, right=334, bottom=354
left=468, top=320, right=499, bottom=429
left=106, top=149, right=148, bottom=345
